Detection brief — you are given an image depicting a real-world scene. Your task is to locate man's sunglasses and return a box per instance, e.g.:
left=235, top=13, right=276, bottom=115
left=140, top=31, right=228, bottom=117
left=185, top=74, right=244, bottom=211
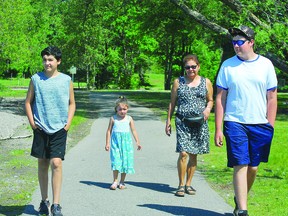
left=232, top=40, right=248, bottom=46
left=184, top=65, right=197, bottom=70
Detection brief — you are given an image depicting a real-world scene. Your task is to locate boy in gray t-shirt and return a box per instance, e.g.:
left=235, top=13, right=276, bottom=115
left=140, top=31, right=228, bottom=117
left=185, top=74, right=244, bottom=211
left=25, top=46, right=76, bottom=216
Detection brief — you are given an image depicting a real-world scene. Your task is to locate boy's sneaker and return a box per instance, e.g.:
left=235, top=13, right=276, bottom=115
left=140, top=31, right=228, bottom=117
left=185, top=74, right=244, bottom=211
left=38, top=200, right=50, bottom=215
left=233, top=196, right=239, bottom=215
left=237, top=210, right=249, bottom=216
left=232, top=196, right=249, bottom=216
left=51, top=204, right=63, bottom=216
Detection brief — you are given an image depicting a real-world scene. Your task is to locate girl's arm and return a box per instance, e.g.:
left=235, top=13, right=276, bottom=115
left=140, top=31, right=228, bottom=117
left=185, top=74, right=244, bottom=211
left=130, top=117, right=141, bottom=150
left=105, top=117, right=114, bottom=151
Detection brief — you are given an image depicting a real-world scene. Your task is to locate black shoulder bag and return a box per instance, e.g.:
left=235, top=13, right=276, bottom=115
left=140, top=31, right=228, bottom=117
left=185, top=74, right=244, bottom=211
left=176, top=113, right=204, bottom=127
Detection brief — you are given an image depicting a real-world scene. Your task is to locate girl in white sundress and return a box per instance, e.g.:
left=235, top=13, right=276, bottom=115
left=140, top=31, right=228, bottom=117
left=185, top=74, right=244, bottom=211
left=105, top=96, right=141, bottom=190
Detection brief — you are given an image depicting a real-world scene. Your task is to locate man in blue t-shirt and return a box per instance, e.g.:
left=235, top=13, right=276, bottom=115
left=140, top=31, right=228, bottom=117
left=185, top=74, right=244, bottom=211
left=25, top=46, right=76, bottom=216
left=214, top=25, right=277, bottom=216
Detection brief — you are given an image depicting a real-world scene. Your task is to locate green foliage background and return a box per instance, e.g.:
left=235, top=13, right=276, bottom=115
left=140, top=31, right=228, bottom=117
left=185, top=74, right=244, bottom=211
left=0, top=0, right=287, bottom=90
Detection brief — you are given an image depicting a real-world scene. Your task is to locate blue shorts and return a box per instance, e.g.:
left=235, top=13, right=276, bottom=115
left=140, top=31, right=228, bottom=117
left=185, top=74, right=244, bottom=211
left=31, top=128, right=68, bottom=160
left=224, top=121, right=274, bottom=168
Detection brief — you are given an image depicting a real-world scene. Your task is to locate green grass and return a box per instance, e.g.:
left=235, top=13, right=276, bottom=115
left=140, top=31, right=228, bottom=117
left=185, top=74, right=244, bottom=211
left=277, top=93, right=288, bottom=114
left=146, top=73, right=165, bottom=90
left=0, top=78, right=86, bottom=97
left=250, top=118, right=288, bottom=215
left=0, top=85, right=27, bottom=97
left=0, top=147, right=37, bottom=214
left=69, top=112, right=87, bottom=131
left=0, top=78, right=29, bottom=97
left=0, top=78, right=30, bottom=87
left=130, top=72, right=165, bottom=90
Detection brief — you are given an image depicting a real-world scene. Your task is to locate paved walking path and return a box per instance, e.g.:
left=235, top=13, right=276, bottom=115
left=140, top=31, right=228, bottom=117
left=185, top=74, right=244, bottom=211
left=22, top=92, right=234, bottom=216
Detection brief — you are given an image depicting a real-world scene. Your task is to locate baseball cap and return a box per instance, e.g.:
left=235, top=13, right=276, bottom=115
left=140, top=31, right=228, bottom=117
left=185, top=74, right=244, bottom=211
left=228, top=25, right=255, bottom=39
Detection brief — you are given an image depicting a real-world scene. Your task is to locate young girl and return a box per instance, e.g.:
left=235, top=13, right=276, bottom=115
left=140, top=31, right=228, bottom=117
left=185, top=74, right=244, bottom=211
left=105, top=96, right=141, bottom=190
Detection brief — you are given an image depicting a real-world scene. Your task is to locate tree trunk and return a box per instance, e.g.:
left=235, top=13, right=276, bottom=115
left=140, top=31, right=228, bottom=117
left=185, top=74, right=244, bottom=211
left=219, top=0, right=270, bottom=28
left=164, top=35, right=175, bottom=90
left=213, top=40, right=235, bottom=95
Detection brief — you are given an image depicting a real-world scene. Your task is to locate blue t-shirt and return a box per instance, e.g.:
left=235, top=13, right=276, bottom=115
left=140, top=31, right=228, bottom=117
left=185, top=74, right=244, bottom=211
left=32, top=72, right=71, bottom=134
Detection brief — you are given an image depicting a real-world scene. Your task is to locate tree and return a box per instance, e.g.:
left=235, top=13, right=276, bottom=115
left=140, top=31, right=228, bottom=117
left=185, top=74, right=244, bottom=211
left=0, top=0, right=35, bottom=77
left=169, top=0, right=288, bottom=73
left=0, top=0, right=286, bottom=91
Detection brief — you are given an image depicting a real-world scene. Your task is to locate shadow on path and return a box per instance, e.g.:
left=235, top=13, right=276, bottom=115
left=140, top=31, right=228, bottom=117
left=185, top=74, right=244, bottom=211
left=0, top=205, right=38, bottom=216
left=80, top=180, right=175, bottom=194
left=125, top=181, right=175, bottom=193
left=75, top=91, right=158, bottom=120
left=79, top=181, right=110, bottom=189
left=137, top=204, right=234, bottom=216
left=0, top=98, right=26, bottom=116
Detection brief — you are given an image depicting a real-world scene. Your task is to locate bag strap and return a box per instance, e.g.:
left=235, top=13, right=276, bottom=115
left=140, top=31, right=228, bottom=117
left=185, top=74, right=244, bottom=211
left=178, top=76, right=185, bottom=84
left=175, top=113, right=185, bottom=121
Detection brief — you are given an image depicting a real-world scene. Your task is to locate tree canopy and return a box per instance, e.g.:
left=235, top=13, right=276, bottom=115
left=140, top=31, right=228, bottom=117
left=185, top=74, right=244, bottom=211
left=0, top=0, right=287, bottom=90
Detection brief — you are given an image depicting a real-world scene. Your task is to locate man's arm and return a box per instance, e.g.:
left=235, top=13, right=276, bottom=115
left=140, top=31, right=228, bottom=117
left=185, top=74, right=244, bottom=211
left=214, top=87, right=227, bottom=147
left=266, top=88, right=277, bottom=127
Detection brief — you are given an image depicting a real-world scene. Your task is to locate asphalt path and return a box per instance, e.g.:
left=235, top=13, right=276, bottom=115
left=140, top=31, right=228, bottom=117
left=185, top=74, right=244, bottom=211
left=22, top=92, right=234, bottom=216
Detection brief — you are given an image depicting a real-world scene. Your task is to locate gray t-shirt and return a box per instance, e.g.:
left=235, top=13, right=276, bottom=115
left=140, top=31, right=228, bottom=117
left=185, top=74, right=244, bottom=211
left=32, top=72, right=71, bottom=134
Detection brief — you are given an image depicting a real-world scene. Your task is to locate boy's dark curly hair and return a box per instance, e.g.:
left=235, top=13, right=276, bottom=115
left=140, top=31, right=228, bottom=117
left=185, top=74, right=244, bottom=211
left=41, top=46, right=62, bottom=61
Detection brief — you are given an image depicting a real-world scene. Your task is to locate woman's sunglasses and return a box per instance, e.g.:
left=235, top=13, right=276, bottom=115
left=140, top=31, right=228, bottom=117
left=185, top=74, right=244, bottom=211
left=184, top=65, right=197, bottom=70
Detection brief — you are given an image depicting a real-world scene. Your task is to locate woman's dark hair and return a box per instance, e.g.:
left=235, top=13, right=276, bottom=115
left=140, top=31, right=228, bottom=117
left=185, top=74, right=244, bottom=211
left=183, top=54, right=200, bottom=65
left=41, top=46, right=62, bottom=61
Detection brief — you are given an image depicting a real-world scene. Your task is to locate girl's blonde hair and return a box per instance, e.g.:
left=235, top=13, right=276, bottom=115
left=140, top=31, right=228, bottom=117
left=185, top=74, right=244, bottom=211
left=115, top=96, right=129, bottom=112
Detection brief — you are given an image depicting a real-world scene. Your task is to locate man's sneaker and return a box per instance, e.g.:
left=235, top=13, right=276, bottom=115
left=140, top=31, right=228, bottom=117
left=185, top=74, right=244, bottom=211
left=51, top=204, right=63, bottom=216
left=38, top=200, right=50, bottom=215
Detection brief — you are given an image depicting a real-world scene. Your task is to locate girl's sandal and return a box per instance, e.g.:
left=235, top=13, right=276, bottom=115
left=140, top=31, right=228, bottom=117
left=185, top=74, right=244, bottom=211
left=118, top=182, right=126, bottom=189
left=185, top=186, right=196, bottom=195
left=110, top=182, right=118, bottom=190
left=175, top=186, right=185, bottom=197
